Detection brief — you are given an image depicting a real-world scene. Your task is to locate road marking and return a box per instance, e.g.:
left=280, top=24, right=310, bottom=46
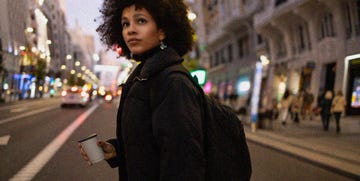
left=10, top=108, right=28, bottom=113
left=9, top=103, right=99, bottom=181
left=0, top=135, right=10, bottom=145
left=0, top=106, right=58, bottom=125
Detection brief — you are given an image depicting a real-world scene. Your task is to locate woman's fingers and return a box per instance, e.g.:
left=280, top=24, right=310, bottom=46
left=78, top=143, right=90, bottom=161
left=97, top=141, right=116, bottom=160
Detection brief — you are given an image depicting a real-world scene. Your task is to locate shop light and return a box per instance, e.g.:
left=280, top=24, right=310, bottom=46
left=66, top=55, right=72, bottom=60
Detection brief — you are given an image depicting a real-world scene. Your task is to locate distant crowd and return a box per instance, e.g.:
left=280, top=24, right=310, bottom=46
left=215, top=88, right=347, bottom=133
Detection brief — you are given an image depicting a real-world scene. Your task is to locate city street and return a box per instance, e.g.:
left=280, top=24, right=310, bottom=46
left=0, top=98, right=355, bottom=180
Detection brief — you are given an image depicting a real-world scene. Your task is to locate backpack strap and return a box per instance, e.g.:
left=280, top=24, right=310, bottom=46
left=148, top=63, right=205, bottom=108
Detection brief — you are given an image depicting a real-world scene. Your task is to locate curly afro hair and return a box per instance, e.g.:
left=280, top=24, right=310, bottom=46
left=97, top=0, right=195, bottom=57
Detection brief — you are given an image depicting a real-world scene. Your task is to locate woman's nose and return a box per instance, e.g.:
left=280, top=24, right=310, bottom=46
left=126, top=23, right=136, bottom=35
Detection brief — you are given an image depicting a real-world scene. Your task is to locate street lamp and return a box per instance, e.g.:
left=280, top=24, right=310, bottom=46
left=66, top=54, right=72, bottom=60
left=187, top=11, right=197, bottom=21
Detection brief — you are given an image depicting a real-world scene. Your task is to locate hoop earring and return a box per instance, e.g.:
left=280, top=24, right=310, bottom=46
left=160, top=40, right=167, bottom=50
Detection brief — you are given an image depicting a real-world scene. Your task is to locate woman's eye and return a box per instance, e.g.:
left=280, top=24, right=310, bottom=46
left=121, top=22, right=129, bottom=28
left=137, top=18, right=147, bottom=24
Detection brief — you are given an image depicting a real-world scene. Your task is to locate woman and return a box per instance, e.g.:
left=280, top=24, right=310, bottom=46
left=319, top=90, right=333, bottom=131
left=278, top=90, right=293, bottom=126
left=79, top=0, right=205, bottom=180
left=332, top=90, right=347, bottom=133
left=291, top=92, right=303, bottom=124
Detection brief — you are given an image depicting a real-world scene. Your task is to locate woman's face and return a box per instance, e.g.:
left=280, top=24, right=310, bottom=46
left=121, top=5, right=165, bottom=55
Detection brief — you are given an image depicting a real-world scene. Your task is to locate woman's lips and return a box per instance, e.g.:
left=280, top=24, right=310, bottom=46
left=127, top=39, right=140, bottom=45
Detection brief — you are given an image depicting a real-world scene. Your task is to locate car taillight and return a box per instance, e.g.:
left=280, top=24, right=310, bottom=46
left=105, top=95, right=112, bottom=101
left=61, top=90, right=67, bottom=96
left=81, top=91, right=88, bottom=97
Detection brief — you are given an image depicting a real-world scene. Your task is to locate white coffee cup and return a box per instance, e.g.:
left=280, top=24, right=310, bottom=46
left=78, top=133, right=104, bottom=164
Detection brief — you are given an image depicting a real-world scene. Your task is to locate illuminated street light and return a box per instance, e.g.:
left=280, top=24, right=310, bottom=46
left=93, top=53, right=100, bottom=62
left=25, top=27, right=34, bottom=33
left=66, top=54, right=72, bottom=60
left=260, top=55, right=270, bottom=66
left=70, top=70, right=76, bottom=74
left=75, top=61, right=80, bottom=66
left=187, top=11, right=197, bottom=21
left=61, top=65, right=66, bottom=70
left=31, top=47, right=37, bottom=52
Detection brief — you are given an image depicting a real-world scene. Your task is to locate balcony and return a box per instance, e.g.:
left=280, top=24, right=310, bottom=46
left=222, top=0, right=262, bottom=32
left=206, top=0, right=262, bottom=45
left=254, top=0, right=307, bottom=29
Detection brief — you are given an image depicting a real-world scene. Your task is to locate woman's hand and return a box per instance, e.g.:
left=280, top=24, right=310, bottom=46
left=97, top=140, right=117, bottom=160
left=78, top=140, right=117, bottom=165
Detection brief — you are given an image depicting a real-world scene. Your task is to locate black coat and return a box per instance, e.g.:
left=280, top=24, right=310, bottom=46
left=107, top=48, right=205, bottom=181
left=319, top=98, right=332, bottom=116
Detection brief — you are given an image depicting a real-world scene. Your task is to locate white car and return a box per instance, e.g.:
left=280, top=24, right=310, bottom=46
left=61, top=86, right=90, bottom=108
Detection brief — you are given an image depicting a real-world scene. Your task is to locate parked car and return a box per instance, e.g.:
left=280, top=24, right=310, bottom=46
left=61, top=86, right=90, bottom=108
left=104, top=91, right=114, bottom=103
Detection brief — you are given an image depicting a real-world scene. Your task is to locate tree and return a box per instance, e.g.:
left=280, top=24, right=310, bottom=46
left=35, top=58, right=47, bottom=98
left=68, top=74, right=76, bottom=86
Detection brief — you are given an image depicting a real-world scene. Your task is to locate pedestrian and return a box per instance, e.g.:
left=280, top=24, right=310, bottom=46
left=79, top=1, right=206, bottom=180
left=331, top=90, right=347, bottom=133
left=302, top=89, right=314, bottom=121
left=291, top=92, right=303, bottom=123
left=278, top=89, right=293, bottom=126
left=319, top=90, right=333, bottom=131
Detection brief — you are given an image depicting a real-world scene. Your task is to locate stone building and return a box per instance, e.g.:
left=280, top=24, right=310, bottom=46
left=194, top=0, right=360, bottom=115
left=193, top=0, right=263, bottom=107
left=0, top=0, right=30, bottom=101
left=255, top=0, right=360, bottom=115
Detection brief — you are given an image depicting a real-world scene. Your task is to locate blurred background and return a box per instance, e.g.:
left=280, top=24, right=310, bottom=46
left=0, top=0, right=359, bottom=116
left=0, top=1, right=360, bottom=180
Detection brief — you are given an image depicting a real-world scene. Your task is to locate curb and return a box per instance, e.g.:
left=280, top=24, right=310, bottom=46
left=245, top=128, right=360, bottom=180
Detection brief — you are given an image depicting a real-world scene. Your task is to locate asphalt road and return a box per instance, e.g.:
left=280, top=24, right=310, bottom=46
left=0, top=97, right=354, bottom=180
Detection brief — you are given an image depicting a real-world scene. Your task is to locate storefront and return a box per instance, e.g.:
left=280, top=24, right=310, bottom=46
left=345, top=55, right=360, bottom=115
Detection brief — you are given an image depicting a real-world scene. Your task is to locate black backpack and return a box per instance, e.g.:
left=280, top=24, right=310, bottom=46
left=151, top=63, right=252, bottom=181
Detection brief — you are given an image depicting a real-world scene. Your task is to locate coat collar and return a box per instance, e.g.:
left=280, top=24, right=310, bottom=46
left=138, top=47, right=183, bottom=79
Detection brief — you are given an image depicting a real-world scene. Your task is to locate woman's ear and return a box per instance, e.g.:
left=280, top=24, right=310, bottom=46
left=159, top=29, right=166, bottom=41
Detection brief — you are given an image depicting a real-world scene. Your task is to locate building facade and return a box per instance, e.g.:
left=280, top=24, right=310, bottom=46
left=194, top=0, right=360, bottom=115
left=255, top=0, right=360, bottom=115
left=0, top=0, right=30, bottom=102
left=194, top=0, right=263, bottom=107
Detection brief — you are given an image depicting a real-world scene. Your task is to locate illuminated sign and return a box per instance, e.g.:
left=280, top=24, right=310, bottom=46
left=250, top=62, right=263, bottom=123
left=351, top=77, right=360, bottom=108
left=190, top=69, right=206, bottom=86
left=236, top=76, right=250, bottom=96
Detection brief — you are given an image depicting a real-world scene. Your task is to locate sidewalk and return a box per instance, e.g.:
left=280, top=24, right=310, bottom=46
left=244, top=115, right=360, bottom=180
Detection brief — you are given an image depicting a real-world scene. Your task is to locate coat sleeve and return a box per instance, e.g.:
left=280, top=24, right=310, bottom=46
left=106, top=138, right=128, bottom=181
left=151, top=74, right=205, bottom=180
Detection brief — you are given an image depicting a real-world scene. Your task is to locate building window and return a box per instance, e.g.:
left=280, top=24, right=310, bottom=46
left=215, top=51, right=220, bottom=66
left=237, top=36, right=249, bottom=59
left=257, top=34, right=263, bottom=45
left=319, top=12, right=335, bottom=40
left=0, top=38, right=3, bottom=64
left=228, top=44, right=233, bottom=63
left=220, top=48, right=226, bottom=63
left=276, top=36, right=286, bottom=58
left=295, top=25, right=306, bottom=53
left=345, top=3, right=353, bottom=39
left=356, top=0, right=360, bottom=35
left=275, top=0, right=287, bottom=7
